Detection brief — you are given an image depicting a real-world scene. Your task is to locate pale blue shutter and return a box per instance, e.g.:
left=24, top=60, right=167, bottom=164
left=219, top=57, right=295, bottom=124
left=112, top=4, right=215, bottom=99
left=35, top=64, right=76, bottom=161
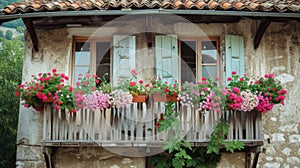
left=155, top=35, right=179, bottom=84
left=225, top=34, right=245, bottom=82
left=113, top=35, right=136, bottom=86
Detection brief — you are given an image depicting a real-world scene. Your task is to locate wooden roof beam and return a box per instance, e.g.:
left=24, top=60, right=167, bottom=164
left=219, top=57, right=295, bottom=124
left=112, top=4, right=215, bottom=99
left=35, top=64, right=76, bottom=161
left=254, top=19, right=271, bottom=49
left=23, top=18, right=39, bottom=52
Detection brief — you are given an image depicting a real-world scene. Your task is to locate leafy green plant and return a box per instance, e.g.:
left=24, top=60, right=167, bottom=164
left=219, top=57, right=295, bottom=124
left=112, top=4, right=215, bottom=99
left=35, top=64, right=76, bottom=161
left=151, top=100, right=244, bottom=168
left=207, top=119, right=244, bottom=154
left=149, top=77, right=179, bottom=97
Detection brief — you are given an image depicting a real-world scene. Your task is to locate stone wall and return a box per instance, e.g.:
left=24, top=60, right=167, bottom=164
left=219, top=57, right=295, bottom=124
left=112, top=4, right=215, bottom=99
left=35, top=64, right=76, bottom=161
left=55, top=147, right=145, bottom=168
left=250, top=21, right=300, bottom=168
left=16, top=16, right=300, bottom=167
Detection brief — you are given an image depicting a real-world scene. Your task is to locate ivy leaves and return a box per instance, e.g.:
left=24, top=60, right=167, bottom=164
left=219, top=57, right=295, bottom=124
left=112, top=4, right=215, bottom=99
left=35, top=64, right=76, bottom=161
left=151, top=102, right=245, bottom=168
left=207, top=119, right=244, bottom=154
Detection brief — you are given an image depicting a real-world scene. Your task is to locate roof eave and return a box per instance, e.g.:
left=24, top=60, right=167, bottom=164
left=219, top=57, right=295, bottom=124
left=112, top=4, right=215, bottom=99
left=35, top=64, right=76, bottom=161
left=0, top=9, right=299, bottom=22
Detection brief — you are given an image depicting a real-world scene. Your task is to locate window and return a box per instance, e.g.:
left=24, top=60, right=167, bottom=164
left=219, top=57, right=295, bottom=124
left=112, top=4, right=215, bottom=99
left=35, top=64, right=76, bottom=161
left=73, top=37, right=112, bottom=84
left=72, top=35, right=244, bottom=86
left=180, top=37, right=220, bottom=84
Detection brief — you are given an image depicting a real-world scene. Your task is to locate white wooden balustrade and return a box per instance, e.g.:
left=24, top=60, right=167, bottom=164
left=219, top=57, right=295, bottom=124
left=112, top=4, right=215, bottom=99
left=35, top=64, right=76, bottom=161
left=42, top=102, right=263, bottom=147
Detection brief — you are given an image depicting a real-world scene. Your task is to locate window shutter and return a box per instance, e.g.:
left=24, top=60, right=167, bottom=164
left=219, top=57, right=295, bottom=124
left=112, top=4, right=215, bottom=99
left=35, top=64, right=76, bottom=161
left=225, top=34, right=245, bottom=82
left=155, top=34, right=179, bottom=84
left=113, top=35, right=136, bottom=86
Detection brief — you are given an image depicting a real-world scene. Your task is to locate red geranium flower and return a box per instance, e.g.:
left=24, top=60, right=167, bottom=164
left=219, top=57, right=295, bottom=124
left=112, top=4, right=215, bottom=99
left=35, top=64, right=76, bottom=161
left=129, top=81, right=136, bottom=87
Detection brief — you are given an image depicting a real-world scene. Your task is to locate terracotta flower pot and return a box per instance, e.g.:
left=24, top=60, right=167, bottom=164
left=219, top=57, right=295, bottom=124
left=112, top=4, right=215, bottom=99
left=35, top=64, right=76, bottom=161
left=42, top=95, right=54, bottom=103
left=132, top=94, right=147, bottom=102
left=152, top=93, right=178, bottom=102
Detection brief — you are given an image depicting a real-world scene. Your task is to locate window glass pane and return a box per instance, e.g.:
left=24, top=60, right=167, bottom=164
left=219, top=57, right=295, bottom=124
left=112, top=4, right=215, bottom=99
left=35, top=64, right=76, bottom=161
left=75, top=42, right=90, bottom=65
left=202, top=65, right=217, bottom=79
left=74, top=66, right=89, bottom=84
left=202, top=41, right=217, bottom=64
left=96, top=42, right=111, bottom=83
left=180, top=41, right=196, bottom=84
left=75, top=52, right=90, bottom=65
left=75, top=42, right=90, bottom=51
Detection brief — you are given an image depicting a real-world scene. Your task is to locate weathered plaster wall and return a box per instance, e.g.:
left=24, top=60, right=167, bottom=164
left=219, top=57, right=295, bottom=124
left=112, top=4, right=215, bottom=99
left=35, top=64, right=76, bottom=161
left=17, top=28, right=72, bottom=168
left=55, top=147, right=145, bottom=168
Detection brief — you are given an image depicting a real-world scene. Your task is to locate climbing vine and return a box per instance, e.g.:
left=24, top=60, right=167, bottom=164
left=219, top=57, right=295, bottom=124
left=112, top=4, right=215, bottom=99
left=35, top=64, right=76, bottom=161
left=151, top=101, right=244, bottom=168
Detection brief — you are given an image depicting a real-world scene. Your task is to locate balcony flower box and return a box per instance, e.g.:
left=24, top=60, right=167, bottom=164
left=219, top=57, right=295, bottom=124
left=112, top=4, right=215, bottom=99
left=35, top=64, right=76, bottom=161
left=152, top=93, right=178, bottom=102
left=132, top=94, right=147, bottom=102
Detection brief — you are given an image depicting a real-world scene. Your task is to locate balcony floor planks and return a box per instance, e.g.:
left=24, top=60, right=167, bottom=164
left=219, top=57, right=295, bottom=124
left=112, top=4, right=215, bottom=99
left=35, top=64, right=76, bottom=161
left=42, top=140, right=263, bottom=148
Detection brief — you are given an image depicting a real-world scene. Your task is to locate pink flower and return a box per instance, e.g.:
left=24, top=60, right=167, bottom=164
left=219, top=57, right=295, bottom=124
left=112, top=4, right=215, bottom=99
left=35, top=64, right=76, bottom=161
left=227, top=77, right=232, bottom=81
left=130, top=69, right=138, bottom=76
left=130, top=81, right=136, bottom=87
left=216, top=77, right=220, bottom=81
left=76, top=82, right=80, bottom=86
left=202, top=77, right=206, bottom=81
left=85, top=73, right=92, bottom=78
left=244, top=73, right=247, bottom=77
left=52, top=68, right=57, bottom=73
left=69, top=86, right=73, bottom=92
left=139, top=80, right=144, bottom=84
left=269, top=74, right=275, bottom=78
left=264, top=74, right=269, bottom=78
left=240, top=78, right=244, bottom=82
left=232, top=87, right=240, bottom=94
left=232, top=71, right=237, bottom=75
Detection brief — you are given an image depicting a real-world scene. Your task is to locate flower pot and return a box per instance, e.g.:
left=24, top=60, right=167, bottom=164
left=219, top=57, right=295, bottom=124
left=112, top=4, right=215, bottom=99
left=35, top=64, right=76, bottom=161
left=132, top=94, right=147, bottom=102
left=152, top=93, right=178, bottom=102
left=43, top=95, right=54, bottom=103
left=166, top=95, right=179, bottom=102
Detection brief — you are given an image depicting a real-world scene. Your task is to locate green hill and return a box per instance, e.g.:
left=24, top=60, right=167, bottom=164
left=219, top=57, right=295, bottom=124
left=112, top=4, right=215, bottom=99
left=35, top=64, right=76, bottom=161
left=0, top=0, right=24, bottom=29
left=0, top=0, right=20, bottom=8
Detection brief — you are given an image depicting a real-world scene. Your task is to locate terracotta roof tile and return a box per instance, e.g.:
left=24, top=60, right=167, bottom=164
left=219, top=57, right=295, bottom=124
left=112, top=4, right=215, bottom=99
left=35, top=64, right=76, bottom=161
left=3, top=0, right=300, bottom=14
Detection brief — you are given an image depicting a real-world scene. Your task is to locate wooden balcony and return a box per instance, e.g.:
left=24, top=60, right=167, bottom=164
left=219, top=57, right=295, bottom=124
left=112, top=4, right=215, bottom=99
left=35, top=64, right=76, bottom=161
left=42, top=102, right=263, bottom=148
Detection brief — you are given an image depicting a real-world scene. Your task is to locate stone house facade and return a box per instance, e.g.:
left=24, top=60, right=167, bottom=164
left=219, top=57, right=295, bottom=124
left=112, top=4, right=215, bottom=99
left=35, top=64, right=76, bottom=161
left=0, top=0, right=299, bottom=167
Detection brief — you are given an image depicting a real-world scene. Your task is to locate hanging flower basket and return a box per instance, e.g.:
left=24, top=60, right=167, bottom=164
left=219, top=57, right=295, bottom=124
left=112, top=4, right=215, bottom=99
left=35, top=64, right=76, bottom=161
left=132, top=94, right=147, bottom=102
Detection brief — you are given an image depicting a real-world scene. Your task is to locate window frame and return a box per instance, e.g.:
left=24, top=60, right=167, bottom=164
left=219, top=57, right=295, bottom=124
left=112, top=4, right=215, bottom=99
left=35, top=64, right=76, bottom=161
left=72, top=36, right=113, bottom=84
left=178, top=36, right=221, bottom=83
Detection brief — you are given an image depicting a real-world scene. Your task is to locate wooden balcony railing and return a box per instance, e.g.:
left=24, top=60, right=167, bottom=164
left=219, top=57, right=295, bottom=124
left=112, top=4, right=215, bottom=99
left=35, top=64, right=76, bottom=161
left=42, top=102, right=263, bottom=147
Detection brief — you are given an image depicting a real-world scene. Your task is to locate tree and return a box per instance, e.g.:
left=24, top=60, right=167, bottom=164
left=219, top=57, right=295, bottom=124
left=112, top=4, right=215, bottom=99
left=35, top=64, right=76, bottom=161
left=16, top=26, right=24, bottom=33
left=5, top=30, right=13, bottom=40
left=0, top=30, right=3, bottom=38
left=0, top=38, right=23, bottom=168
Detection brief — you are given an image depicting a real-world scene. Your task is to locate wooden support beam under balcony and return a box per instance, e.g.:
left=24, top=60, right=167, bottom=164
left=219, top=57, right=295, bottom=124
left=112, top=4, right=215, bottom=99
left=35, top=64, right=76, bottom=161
left=42, top=103, right=263, bottom=148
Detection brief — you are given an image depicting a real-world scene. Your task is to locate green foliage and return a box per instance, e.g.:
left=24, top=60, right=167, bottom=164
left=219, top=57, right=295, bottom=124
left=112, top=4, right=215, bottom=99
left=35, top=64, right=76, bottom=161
left=5, top=30, right=13, bottom=40
left=151, top=101, right=193, bottom=168
left=151, top=102, right=244, bottom=168
left=0, top=0, right=19, bottom=8
left=16, top=26, right=24, bottom=33
left=0, top=30, right=3, bottom=38
left=207, top=119, right=244, bottom=154
left=0, top=38, right=24, bottom=168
